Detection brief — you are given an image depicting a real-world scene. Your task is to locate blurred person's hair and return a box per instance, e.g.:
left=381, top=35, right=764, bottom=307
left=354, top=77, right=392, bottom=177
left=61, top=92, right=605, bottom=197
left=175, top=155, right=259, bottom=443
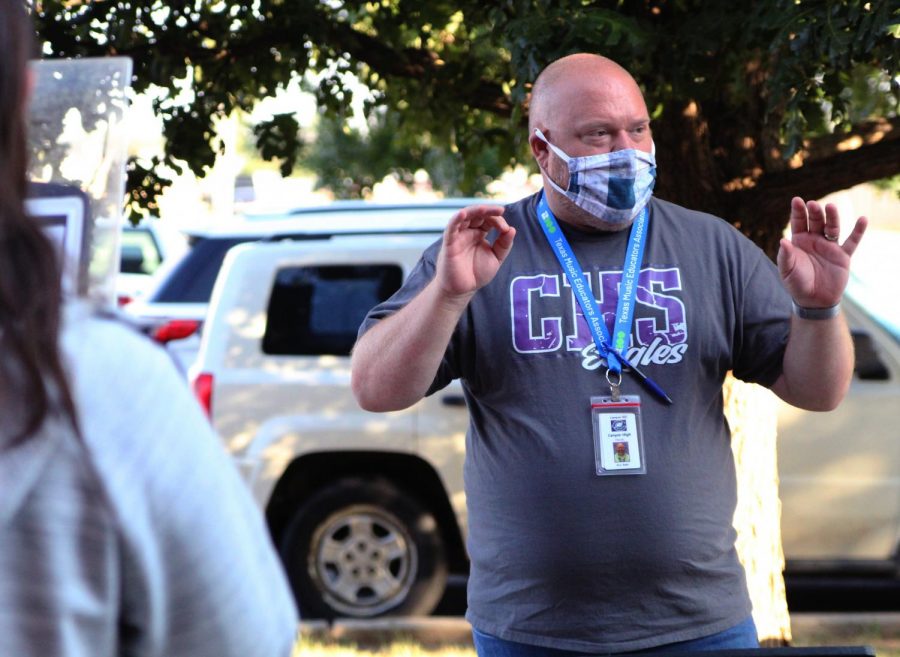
left=0, top=0, right=79, bottom=442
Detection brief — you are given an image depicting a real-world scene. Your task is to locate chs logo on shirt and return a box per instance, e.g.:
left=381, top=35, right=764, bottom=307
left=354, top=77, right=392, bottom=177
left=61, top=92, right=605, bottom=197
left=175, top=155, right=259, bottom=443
left=509, top=267, right=688, bottom=371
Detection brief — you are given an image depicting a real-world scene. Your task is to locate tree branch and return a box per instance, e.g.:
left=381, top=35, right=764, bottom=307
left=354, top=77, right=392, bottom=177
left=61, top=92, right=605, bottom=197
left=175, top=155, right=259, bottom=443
left=750, top=128, right=899, bottom=204
left=726, top=129, right=899, bottom=258
left=89, top=15, right=515, bottom=117
left=801, top=116, right=900, bottom=163
left=314, top=21, right=513, bottom=116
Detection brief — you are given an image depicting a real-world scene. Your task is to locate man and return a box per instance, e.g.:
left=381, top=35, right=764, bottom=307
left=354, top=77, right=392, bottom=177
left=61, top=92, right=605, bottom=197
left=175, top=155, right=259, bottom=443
left=351, top=54, right=866, bottom=654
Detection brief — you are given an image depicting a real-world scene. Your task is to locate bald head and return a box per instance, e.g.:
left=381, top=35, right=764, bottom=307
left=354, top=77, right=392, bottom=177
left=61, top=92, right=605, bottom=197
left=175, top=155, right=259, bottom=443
left=528, top=54, right=646, bottom=133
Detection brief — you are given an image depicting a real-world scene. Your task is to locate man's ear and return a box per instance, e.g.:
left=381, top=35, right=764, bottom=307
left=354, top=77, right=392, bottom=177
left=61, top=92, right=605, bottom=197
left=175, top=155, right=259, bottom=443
left=529, top=130, right=550, bottom=171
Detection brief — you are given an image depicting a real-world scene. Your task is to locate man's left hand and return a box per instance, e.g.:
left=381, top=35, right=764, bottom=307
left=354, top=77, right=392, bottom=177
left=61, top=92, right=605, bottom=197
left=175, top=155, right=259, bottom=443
left=776, top=197, right=868, bottom=308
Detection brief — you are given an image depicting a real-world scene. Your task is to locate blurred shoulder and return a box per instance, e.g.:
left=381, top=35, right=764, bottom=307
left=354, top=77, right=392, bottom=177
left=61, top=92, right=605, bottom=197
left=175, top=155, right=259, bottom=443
left=59, top=300, right=200, bottom=450
left=61, top=301, right=173, bottom=377
left=59, top=300, right=221, bottom=494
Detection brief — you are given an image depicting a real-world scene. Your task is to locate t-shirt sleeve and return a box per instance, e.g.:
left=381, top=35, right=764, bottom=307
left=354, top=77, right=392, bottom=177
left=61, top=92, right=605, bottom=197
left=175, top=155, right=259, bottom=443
left=356, top=239, right=464, bottom=395
left=730, top=248, right=791, bottom=387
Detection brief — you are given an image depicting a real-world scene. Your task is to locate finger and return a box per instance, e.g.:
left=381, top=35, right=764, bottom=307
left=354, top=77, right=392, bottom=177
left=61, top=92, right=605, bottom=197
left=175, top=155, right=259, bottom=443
left=469, top=203, right=505, bottom=216
left=823, top=203, right=841, bottom=241
left=464, top=204, right=506, bottom=230
left=776, top=237, right=796, bottom=280
left=492, top=226, right=517, bottom=263
left=448, top=205, right=504, bottom=232
left=445, top=207, right=482, bottom=235
left=446, top=207, right=468, bottom=229
left=467, top=211, right=511, bottom=241
left=789, top=197, right=808, bottom=236
left=840, top=216, right=868, bottom=258
left=806, top=200, right=825, bottom=235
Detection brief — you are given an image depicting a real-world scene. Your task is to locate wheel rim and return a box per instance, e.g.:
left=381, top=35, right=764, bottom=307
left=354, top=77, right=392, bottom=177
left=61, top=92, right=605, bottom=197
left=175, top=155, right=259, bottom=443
left=309, top=505, right=418, bottom=617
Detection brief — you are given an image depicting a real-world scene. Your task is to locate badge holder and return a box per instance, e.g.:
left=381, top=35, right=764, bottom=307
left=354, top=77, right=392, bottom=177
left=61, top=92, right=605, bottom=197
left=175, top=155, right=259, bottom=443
left=591, top=371, right=646, bottom=476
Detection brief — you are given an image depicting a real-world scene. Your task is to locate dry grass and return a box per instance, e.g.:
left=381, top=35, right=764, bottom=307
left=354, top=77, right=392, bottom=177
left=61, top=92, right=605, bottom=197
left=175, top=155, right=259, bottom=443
left=292, top=618, right=900, bottom=657
left=294, top=636, right=475, bottom=657
left=792, top=620, right=900, bottom=657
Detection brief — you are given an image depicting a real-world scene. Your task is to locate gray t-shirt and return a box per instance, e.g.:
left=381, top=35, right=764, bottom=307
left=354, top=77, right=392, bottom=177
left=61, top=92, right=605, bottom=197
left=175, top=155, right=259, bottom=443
left=361, top=193, right=791, bottom=652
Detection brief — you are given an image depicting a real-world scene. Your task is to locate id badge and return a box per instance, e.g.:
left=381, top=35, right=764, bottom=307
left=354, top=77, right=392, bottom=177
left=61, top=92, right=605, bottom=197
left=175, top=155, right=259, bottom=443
left=591, top=395, right=646, bottom=476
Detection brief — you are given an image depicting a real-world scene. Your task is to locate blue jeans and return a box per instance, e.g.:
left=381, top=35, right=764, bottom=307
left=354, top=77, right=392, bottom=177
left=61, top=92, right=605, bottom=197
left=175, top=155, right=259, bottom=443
left=472, top=616, right=759, bottom=656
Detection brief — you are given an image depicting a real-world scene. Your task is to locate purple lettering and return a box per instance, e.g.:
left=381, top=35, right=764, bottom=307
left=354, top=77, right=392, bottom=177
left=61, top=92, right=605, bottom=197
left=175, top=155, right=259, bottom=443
left=511, top=275, right=563, bottom=353
left=635, top=268, right=687, bottom=346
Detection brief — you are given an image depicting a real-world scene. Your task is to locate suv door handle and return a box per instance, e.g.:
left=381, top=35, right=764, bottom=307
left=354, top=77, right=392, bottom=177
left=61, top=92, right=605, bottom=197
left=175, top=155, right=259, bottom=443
left=442, top=395, right=466, bottom=407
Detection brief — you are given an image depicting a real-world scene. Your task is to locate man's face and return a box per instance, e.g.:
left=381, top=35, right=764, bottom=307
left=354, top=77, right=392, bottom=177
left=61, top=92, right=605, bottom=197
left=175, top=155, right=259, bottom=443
left=531, top=66, right=653, bottom=230
left=542, top=72, right=653, bottom=193
left=615, top=443, right=626, bottom=456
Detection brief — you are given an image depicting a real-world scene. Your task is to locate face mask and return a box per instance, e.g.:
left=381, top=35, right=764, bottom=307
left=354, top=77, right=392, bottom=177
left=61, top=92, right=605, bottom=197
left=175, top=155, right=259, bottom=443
left=534, top=128, right=657, bottom=225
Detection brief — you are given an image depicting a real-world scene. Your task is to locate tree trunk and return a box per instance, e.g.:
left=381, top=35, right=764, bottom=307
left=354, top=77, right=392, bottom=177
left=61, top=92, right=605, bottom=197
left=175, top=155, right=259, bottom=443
left=651, top=99, right=790, bottom=258
left=653, top=100, right=726, bottom=219
left=724, top=374, right=792, bottom=646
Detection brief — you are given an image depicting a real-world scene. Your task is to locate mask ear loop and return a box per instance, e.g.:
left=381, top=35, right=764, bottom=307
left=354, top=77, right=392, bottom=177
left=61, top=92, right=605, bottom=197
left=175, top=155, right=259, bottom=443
left=533, top=128, right=571, bottom=196
left=534, top=128, right=572, bottom=164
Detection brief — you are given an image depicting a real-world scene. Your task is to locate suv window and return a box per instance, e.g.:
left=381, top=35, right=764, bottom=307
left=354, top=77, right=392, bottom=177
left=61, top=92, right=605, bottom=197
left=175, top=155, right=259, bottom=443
left=263, top=264, right=402, bottom=356
left=150, top=237, right=250, bottom=303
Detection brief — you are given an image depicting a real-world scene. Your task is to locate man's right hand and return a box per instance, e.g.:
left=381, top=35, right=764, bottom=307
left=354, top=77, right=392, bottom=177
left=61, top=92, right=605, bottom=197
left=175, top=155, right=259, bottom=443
left=436, top=205, right=517, bottom=301
left=351, top=204, right=515, bottom=412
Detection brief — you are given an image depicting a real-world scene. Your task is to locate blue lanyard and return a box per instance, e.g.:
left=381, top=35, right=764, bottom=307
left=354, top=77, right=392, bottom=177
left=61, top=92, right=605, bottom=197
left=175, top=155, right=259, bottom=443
left=536, top=193, right=672, bottom=404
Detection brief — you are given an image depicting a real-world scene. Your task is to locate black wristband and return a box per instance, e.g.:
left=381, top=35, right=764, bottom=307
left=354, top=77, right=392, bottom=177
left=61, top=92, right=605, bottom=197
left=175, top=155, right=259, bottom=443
left=791, top=300, right=840, bottom=320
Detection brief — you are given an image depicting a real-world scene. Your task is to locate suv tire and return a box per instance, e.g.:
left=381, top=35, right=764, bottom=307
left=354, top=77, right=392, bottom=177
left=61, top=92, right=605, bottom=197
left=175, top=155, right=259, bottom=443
left=279, top=477, right=448, bottom=619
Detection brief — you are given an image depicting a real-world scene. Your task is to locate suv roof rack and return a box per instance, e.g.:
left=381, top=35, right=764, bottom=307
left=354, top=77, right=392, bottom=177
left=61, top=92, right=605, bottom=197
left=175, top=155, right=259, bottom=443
left=263, top=228, right=445, bottom=242
left=186, top=200, right=493, bottom=239
left=242, top=198, right=487, bottom=220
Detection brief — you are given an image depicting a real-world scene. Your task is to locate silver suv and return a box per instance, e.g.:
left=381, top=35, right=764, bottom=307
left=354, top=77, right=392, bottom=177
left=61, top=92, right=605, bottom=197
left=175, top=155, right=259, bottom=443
left=192, top=209, right=900, bottom=620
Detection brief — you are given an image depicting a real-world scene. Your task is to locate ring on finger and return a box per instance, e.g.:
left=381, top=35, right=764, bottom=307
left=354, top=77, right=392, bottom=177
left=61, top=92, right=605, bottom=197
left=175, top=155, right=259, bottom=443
left=823, top=232, right=839, bottom=242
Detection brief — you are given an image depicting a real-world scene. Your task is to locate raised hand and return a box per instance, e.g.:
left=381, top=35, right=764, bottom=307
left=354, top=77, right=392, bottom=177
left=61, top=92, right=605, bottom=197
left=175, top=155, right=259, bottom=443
left=776, top=197, right=867, bottom=308
left=436, top=204, right=517, bottom=299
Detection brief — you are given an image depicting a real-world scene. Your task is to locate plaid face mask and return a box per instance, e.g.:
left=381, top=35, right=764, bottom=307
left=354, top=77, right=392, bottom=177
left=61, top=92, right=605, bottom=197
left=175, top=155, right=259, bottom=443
left=535, top=128, right=657, bottom=226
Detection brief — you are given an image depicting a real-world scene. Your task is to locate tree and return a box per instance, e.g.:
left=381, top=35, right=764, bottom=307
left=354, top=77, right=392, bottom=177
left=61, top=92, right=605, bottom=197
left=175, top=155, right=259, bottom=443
left=32, top=0, right=899, bottom=642
left=304, top=111, right=507, bottom=198
left=32, top=1, right=898, bottom=250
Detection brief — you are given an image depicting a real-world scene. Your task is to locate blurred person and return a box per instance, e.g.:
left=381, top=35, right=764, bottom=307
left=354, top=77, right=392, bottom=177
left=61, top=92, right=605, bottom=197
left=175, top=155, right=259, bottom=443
left=0, top=2, right=298, bottom=655
left=352, top=53, right=867, bottom=654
